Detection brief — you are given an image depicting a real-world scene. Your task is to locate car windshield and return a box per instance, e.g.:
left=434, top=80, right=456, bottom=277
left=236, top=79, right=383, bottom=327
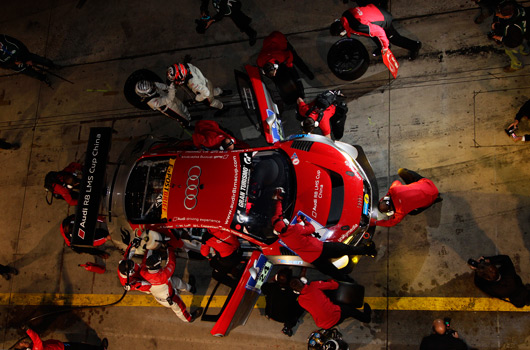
left=236, top=150, right=295, bottom=243
left=125, top=157, right=170, bottom=224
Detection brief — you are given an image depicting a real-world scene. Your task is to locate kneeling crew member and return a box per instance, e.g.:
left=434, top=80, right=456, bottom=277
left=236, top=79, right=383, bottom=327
left=272, top=189, right=376, bottom=283
left=377, top=168, right=440, bottom=227
left=140, top=241, right=202, bottom=322
left=290, top=278, right=371, bottom=329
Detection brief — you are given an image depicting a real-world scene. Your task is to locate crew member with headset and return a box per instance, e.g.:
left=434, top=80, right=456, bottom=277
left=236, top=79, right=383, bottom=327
left=376, top=168, right=440, bottom=227
left=192, top=120, right=249, bottom=150
left=297, top=90, right=348, bottom=140
left=271, top=188, right=376, bottom=283
left=200, top=228, right=242, bottom=287
left=140, top=238, right=202, bottom=323
left=118, top=237, right=151, bottom=293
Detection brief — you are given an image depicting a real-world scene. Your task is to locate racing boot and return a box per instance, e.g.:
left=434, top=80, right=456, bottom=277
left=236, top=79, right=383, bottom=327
left=360, top=303, right=372, bottom=323
left=363, top=242, right=377, bottom=258
left=282, top=326, right=293, bottom=337
left=190, top=307, right=204, bottom=322
left=272, top=187, right=285, bottom=201
left=397, top=167, right=423, bottom=184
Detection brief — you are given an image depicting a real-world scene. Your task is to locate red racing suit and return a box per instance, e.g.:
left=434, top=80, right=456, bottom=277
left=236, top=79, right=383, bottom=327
left=341, top=5, right=392, bottom=49
left=117, top=244, right=151, bottom=293
left=376, top=178, right=439, bottom=227
left=51, top=162, right=82, bottom=206
left=140, top=244, right=192, bottom=322
left=297, top=280, right=341, bottom=329
left=272, top=201, right=323, bottom=263
left=298, top=100, right=336, bottom=137
left=256, top=31, right=294, bottom=69
left=192, top=120, right=248, bottom=150
left=25, top=328, right=64, bottom=350
left=200, top=228, right=240, bottom=258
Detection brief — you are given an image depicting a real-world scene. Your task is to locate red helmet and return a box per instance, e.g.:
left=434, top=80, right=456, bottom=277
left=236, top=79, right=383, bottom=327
left=167, top=63, right=188, bottom=84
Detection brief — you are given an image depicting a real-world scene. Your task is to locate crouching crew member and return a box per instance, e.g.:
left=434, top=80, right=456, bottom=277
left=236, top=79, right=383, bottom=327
left=290, top=278, right=371, bottom=329
left=135, top=80, right=191, bottom=127
left=297, top=90, right=348, bottom=140
left=15, top=327, right=108, bottom=350
left=201, top=228, right=243, bottom=288
left=192, top=120, right=249, bottom=150
left=377, top=168, right=441, bottom=227
left=44, top=162, right=82, bottom=206
left=271, top=188, right=376, bottom=283
left=167, top=62, right=231, bottom=116
left=140, top=240, right=202, bottom=322
left=118, top=238, right=151, bottom=293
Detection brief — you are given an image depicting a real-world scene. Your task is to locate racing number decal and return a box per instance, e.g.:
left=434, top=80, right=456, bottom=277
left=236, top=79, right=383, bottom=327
left=161, top=158, right=175, bottom=219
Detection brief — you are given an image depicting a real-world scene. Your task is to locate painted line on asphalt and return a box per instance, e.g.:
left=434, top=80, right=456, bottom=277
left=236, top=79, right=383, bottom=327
left=1, top=294, right=529, bottom=311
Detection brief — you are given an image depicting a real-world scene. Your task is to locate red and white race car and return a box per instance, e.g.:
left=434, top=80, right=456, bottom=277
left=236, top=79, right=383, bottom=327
left=107, top=132, right=378, bottom=267
left=72, top=65, right=378, bottom=337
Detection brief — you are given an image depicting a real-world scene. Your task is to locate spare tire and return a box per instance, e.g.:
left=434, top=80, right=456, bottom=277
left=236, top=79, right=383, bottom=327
left=327, top=38, right=370, bottom=81
left=123, top=69, right=164, bottom=110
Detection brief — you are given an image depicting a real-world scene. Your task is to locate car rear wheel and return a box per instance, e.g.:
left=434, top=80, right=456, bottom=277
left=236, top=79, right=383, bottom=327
left=327, top=38, right=370, bottom=81
left=123, top=69, right=164, bottom=110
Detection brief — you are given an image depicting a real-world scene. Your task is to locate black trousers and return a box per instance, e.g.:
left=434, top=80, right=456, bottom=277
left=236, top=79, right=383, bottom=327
left=311, top=242, right=367, bottom=283
left=336, top=303, right=368, bottom=325
left=371, top=24, right=420, bottom=52
left=227, top=1, right=254, bottom=37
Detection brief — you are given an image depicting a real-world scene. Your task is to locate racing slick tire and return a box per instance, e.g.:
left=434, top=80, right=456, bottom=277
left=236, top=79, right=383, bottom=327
left=124, top=69, right=164, bottom=110
left=327, top=38, right=370, bottom=81
left=329, top=282, right=365, bottom=308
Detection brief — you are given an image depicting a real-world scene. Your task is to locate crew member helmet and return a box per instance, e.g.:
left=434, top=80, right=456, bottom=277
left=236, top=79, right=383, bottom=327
left=135, top=80, right=156, bottom=98
left=330, top=19, right=346, bottom=36
left=378, top=196, right=395, bottom=216
left=272, top=217, right=290, bottom=235
left=118, top=259, right=135, bottom=276
left=167, top=63, right=188, bottom=84
left=146, top=252, right=163, bottom=270
left=301, top=118, right=317, bottom=133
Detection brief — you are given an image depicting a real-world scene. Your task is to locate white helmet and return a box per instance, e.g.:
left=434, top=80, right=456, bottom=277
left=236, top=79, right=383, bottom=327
left=135, top=80, right=156, bottom=98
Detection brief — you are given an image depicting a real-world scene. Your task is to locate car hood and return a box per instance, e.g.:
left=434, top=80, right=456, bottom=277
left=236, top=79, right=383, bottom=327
left=166, top=151, right=245, bottom=228
left=280, top=139, right=365, bottom=241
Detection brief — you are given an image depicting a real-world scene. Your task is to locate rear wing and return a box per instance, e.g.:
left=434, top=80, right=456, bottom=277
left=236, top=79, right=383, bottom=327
left=71, top=127, right=112, bottom=247
left=235, top=65, right=284, bottom=144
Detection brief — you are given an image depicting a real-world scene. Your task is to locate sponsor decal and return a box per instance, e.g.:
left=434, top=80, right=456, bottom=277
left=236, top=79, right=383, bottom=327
left=312, top=170, right=323, bottom=219
left=231, top=152, right=253, bottom=231
left=246, top=254, right=273, bottom=292
left=184, top=165, right=201, bottom=210
left=72, top=128, right=112, bottom=247
left=363, top=193, right=370, bottom=215
left=291, top=153, right=299, bottom=165
left=161, top=158, right=175, bottom=219
left=224, top=156, right=239, bottom=225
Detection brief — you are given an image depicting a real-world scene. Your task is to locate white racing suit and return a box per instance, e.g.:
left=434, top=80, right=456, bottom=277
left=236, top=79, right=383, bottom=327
left=186, top=63, right=224, bottom=109
left=147, top=82, right=191, bottom=126
left=140, top=249, right=194, bottom=322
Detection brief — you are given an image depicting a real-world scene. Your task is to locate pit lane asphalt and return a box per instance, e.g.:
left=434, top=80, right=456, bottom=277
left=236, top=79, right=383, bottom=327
left=2, top=0, right=530, bottom=349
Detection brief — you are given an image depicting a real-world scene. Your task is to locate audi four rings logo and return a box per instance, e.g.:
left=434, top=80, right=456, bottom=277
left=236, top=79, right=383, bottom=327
left=184, top=166, right=201, bottom=210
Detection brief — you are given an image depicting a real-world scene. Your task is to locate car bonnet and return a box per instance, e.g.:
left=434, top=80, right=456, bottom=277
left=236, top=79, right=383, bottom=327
left=165, top=151, right=244, bottom=229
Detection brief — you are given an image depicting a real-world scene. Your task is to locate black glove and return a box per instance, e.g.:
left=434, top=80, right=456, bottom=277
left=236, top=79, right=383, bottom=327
left=132, top=237, right=142, bottom=248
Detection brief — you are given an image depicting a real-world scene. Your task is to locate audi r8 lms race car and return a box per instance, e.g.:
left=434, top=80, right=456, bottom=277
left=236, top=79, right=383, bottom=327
left=106, top=131, right=378, bottom=267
